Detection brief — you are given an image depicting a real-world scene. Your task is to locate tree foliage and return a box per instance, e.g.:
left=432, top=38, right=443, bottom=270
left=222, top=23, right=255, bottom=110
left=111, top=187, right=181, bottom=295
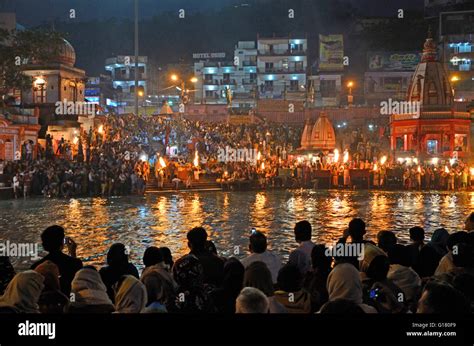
left=0, top=29, right=63, bottom=101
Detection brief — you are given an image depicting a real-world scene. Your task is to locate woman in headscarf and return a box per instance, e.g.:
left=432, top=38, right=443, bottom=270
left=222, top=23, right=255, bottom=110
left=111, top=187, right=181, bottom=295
left=67, top=267, right=115, bottom=313
left=325, top=262, right=377, bottom=313
left=386, top=244, right=422, bottom=312
left=0, top=256, right=15, bottom=295
left=0, top=270, right=44, bottom=313
left=429, top=228, right=450, bottom=257
left=114, top=275, right=147, bottom=313
left=171, top=254, right=215, bottom=313
left=141, top=246, right=177, bottom=313
left=34, top=260, right=69, bottom=313
left=243, top=261, right=287, bottom=313
left=359, top=244, right=406, bottom=313
left=99, top=243, right=139, bottom=302
left=211, top=257, right=244, bottom=313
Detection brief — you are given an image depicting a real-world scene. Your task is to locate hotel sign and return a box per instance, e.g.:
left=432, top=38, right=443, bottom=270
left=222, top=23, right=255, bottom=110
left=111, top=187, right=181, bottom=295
left=192, top=52, right=226, bottom=59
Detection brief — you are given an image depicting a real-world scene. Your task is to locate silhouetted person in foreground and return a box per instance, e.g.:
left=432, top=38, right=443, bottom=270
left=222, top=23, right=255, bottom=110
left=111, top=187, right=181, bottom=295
left=31, top=225, right=83, bottom=296
left=186, top=227, right=224, bottom=287
left=99, top=243, right=139, bottom=302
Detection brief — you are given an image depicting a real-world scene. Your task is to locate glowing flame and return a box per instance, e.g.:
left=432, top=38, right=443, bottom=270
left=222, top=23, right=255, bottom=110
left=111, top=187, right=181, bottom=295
left=373, top=163, right=378, bottom=171
left=73, top=137, right=79, bottom=145
left=257, top=151, right=261, bottom=161
left=261, top=162, right=265, bottom=170
left=470, top=168, right=474, bottom=176
left=194, top=151, right=199, bottom=167
left=380, top=155, right=387, bottom=165
left=334, top=149, right=340, bottom=163
left=98, top=125, right=104, bottom=134
left=449, top=158, right=455, bottom=166
left=417, top=165, right=421, bottom=173
left=413, top=158, right=419, bottom=165
left=159, top=157, right=166, bottom=168
left=445, top=166, right=450, bottom=174
left=431, top=157, right=439, bottom=165
left=343, top=150, right=349, bottom=164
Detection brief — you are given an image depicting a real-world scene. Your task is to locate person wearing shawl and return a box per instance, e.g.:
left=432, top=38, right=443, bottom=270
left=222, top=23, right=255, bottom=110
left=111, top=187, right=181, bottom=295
left=0, top=270, right=44, bottom=313
left=114, top=275, right=147, bottom=313
left=211, top=257, right=245, bottom=313
left=67, top=267, right=115, bottom=313
left=141, top=247, right=177, bottom=313
left=386, top=244, right=422, bottom=311
left=0, top=256, right=15, bottom=295
left=435, top=231, right=469, bottom=276
left=428, top=228, right=450, bottom=256
left=325, top=262, right=377, bottom=313
left=99, top=243, right=139, bottom=302
left=171, top=254, right=216, bottom=313
left=274, top=264, right=312, bottom=313
left=359, top=244, right=406, bottom=313
left=34, top=260, right=69, bottom=313
left=243, top=261, right=287, bottom=313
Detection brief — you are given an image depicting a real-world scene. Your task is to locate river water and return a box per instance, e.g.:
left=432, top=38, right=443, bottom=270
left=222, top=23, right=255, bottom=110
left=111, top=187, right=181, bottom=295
left=1, top=189, right=472, bottom=270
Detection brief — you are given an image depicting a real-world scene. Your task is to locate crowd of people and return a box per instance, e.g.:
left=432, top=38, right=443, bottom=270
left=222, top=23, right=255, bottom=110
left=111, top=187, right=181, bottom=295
left=1, top=113, right=472, bottom=197
left=1, top=213, right=473, bottom=314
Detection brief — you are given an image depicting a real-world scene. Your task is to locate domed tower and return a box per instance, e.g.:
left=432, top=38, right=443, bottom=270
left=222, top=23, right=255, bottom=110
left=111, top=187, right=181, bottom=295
left=390, top=30, right=471, bottom=160
left=406, top=29, right=453, bottom=111
left=299, top=118, right=314, bottom=149
left=54, top=38, right=76, bottom=66
left=309, top=112, right=336, bottom=151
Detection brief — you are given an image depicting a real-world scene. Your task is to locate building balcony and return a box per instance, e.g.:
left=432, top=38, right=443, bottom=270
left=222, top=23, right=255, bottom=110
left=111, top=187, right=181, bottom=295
left=242, top=79, right=257, bottom=85
left=257, top=68, right=306, bottom=74
left=204, top=80, right=220, bottom=85
left=258, top=49, right=306, bottom=56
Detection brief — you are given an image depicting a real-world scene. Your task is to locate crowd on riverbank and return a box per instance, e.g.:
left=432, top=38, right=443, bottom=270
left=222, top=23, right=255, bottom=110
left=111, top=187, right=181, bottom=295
left=0, top=114, right=472, bottom=197
left=1, top=213, right=473, bottom=314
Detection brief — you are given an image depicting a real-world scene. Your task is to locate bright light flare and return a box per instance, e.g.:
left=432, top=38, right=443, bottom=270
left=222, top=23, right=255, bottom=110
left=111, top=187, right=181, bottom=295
left=334, top=149, right=340, bottom=163
left=159, top=157, right=166, bottom=168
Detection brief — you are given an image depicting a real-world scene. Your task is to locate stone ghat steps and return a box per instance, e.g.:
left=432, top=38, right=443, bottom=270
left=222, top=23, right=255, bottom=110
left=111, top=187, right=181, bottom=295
left=145, top=176, right=221, bottom=193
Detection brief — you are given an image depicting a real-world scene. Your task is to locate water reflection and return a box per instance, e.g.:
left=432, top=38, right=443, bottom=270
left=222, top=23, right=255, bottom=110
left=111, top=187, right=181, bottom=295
left=0, top=190, right=472, bottom=270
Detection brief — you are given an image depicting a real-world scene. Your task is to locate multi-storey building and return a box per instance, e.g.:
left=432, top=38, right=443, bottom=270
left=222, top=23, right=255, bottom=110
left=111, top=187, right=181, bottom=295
left=104, top=56, right=148, bottom=107
left=193, top=37, right=307, bottom=107
left=256, top=36, right=308, bottom=101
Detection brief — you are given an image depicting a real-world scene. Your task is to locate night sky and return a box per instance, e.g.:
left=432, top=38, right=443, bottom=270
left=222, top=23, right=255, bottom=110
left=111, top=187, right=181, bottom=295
left=2, top=0, right=424, bottom=26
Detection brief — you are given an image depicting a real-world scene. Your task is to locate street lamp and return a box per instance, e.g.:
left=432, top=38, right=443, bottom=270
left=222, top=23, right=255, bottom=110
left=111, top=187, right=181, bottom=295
left=347, top=80, right=354, bottom=106
left=170, top=74, right=198, bottom=105
left=450, top=75, right=460, bottom=98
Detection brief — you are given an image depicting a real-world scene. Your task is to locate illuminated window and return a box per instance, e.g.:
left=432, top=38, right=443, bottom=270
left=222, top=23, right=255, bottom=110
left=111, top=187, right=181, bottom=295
left=454, top=134, right=467, bottom=152
left=427, top=140, right=438, bottom=155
